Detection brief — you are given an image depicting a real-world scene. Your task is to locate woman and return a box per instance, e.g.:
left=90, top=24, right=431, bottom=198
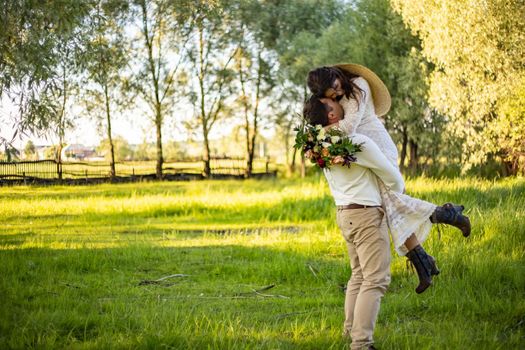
left=305, top=64, right=471, bottom=293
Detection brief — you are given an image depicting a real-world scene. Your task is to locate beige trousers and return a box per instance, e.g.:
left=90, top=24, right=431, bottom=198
left=336, top=207, right=391, bottom=350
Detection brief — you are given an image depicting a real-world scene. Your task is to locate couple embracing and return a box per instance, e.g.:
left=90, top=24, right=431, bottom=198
left=301, top=64, right=471, bottom=350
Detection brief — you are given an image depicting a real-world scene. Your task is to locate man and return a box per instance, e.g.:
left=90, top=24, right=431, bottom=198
left=303, top=96, right=404, bottom=350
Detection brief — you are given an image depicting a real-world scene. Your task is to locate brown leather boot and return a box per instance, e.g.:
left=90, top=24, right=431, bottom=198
left=431, top=203, right=471, bottom=237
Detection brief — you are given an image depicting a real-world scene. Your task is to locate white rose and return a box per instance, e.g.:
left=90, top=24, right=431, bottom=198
left=331, top=136, right=340, bottom=143
left=321, top=142, right=331, bottom=148
left=317, top=128, right=326, bottom=141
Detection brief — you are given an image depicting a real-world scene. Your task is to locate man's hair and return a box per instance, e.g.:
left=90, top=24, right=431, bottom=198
left=303, top=95, right=329, bottom=126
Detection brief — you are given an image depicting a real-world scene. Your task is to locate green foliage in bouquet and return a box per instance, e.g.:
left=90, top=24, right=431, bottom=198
left=294, top=124, right=362, bottom=169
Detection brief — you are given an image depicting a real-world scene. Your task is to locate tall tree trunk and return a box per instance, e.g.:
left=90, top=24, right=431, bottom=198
left=155, top=106, right=163, bottom=179
left=284, top=117, right=295, bottom=174
left=284, top=135, right=290, bottom=173
left=409, top=139, right=418, bottom=171
left=240, top=51, right=263, bottom=178
left=290, top=147, right=297, bottom=174
left=198, top=21, right=211, bottom=178
left=300, top=153, right=305, bottom=178
left=247, top=52, right=262, bottom=177
left=57, top=60, right=68, bottom=181
left=238, top=47, right=251, bottom=177
left=141, top=0, right=163, bottom=179
left=203, top=127, right=211, bottom=177
left=399, top=127, right=408, bottom=170
left=104, top=82, right=116, bottom=178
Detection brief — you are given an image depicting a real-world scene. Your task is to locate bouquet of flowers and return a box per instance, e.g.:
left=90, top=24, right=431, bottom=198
left=294, top=124, right=362, bottom=169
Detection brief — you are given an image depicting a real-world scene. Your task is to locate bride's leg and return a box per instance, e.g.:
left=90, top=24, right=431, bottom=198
left=403, top=233, right=419, bottom=251
left=404, top=233, right=440, bottom=294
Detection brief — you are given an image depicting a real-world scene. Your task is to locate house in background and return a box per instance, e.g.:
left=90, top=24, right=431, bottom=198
left=61, top=144, right=97, bottom=161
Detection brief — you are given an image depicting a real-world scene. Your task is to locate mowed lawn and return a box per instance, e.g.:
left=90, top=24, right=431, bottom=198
left=0, top=176, right=524, bottom=349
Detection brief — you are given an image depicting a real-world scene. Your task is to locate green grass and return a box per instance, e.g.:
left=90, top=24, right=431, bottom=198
left=0, top=176, right=524, bottom=349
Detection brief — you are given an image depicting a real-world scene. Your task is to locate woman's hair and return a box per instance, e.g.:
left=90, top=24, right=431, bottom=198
left=307, top=66, right=364, bottom=102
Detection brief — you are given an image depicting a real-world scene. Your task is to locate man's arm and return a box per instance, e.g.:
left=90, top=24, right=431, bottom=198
left=351, top=134, right=404, bottom=192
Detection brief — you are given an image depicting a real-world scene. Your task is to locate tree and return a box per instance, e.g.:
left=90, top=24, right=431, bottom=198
left=83, top=0, right=130, bottom=178
left=46, top=14, right=90, bottom=180
left=97, top=136, right=132, bottom=161
left=24, top=141, right=36, bottom=160
left=0, top=1, right=91, bottom=142
left=3, top=144, right=19, bottom=162
left=232, top=37, right=274, bottom=177
left=133, top=140, right=157, bottom=161
left=185, top=1, right=239, bottom=177
left=279, top=0, right=447, bottom=173
left=391, top=0, right=525, bottom=174
left=130, top=0, right=193, bottom=178
left=163, top=141, right=188, bottom=161
left=44, top=145, right=59, bottom=160
left=267, top=80, right=305, bottom=175
left=243, top=0, right=342, bottom=175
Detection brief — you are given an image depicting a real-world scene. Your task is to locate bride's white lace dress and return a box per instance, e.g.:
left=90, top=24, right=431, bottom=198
left=338, top=77, right=436, bottom=255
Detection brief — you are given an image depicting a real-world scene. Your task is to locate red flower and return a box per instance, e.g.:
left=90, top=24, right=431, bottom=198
left=317, top=158, right=326, bottom=168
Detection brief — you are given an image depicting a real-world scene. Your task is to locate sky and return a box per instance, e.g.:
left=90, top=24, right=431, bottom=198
left=1, top=95, right=150, bottom=148
left=0, top=94, right=274, bottom=150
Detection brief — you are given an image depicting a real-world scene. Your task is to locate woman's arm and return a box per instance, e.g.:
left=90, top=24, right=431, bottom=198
left=333, top=77, right=370, bottom=135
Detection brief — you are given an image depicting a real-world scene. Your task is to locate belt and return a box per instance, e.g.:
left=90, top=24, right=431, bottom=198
left=337, top=203, right=382, bottom=210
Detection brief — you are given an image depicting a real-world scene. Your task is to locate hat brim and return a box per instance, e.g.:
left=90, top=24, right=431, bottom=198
left=333, top=63, right=391, bottom=116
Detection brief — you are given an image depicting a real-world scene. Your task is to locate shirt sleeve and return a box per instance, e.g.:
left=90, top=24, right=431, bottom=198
left=351, top=133, right=404, bottom=193
left=336, top=77, right=370, bottom=136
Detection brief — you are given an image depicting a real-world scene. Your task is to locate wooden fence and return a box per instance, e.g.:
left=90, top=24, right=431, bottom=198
left=0, top=158, right=275, bottom=184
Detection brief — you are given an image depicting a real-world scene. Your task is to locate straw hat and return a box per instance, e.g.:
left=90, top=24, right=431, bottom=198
left=333, top=63, right=391, bottom=116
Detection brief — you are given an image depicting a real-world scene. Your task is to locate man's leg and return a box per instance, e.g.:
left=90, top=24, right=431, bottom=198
left=343, top=241, right=363, bottom=336
left=350, top=208, right=391, bottom=350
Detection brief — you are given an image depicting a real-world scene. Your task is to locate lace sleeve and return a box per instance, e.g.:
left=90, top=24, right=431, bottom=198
left=336, top=77, right=370, bottom=136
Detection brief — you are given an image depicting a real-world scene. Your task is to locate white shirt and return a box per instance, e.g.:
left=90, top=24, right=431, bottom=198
left=323, top=134, right=404, bottom=206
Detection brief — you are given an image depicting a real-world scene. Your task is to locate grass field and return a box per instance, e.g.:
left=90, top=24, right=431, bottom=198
left=0, top=176, right=524, bottom=349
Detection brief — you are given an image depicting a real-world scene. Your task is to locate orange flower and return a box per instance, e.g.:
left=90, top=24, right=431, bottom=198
left=321, top=148, right=330, bottom=157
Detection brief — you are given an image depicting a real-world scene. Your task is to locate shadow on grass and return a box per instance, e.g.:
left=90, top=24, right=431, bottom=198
left=1, top=239, right=524, bottom=349
left=0, top=243, right=351, bottom=349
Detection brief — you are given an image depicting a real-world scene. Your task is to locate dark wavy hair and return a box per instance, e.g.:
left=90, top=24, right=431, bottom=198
left=307, top=66, right=364, bottom=103
left=303, top=95, right=329, bottom=127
